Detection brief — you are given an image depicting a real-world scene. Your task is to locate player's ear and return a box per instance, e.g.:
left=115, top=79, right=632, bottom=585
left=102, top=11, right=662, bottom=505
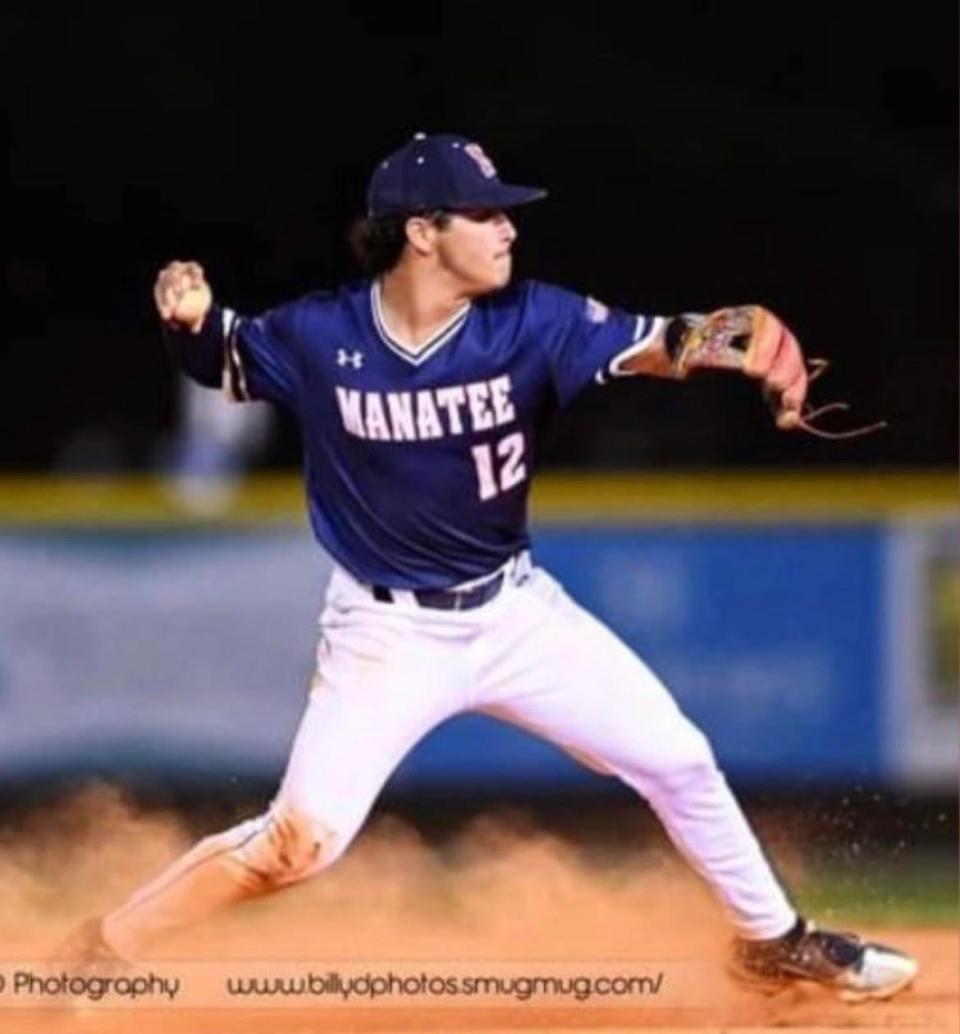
left=404, top=215, right=438, bottom=257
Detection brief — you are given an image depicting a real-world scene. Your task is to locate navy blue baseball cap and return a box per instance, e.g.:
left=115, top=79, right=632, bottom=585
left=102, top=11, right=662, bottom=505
left=366, top=133, right=548, bottom=218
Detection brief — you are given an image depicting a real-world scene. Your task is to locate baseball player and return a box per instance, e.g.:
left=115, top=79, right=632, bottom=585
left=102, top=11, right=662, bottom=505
left=60, top=133, right=916, bottom=1001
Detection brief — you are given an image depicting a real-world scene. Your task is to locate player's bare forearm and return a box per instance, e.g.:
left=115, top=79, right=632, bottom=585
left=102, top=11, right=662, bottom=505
left=614, top=330, right=682, bottom=379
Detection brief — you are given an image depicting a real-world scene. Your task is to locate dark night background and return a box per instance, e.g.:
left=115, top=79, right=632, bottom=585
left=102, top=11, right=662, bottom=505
left=3, top=3, right=957, bottom=472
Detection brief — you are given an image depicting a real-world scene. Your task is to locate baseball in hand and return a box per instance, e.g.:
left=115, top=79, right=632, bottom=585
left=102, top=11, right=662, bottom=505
left=154, top=260, right=212, bottom=333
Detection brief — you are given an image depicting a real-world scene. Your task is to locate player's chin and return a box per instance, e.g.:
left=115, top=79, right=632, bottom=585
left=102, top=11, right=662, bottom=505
left=464, top=271, right=510, bottom=299
left=461, top=257, right=512, bottom=297
left=488, top=256, right=513, bottom=290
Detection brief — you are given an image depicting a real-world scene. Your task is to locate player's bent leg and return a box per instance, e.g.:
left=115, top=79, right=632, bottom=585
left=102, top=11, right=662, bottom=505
left=480, top=568, right=796, bottom=940
left=480, top=569, right=919, bottom=998
left=101, top=804, right=340, bottom=959
left=96, top=584, right=467, bottom=961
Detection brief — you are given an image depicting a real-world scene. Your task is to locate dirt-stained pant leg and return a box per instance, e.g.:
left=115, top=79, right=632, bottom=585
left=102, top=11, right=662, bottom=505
left=103, top=571, right=468, bottom=959
left=475, top=567, right=797, bottom=940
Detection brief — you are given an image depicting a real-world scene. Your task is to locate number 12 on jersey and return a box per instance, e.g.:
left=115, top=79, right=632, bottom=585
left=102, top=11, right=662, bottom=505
left=471, top=432, right=527, bottom=500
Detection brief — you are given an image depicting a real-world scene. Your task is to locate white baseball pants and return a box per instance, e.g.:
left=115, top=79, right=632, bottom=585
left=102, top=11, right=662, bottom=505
left=104, top=555, right=795, bottom=957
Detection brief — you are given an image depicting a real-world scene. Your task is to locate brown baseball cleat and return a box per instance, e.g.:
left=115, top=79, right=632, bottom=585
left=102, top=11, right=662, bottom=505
left=729, top=916, right=919, bottom=1003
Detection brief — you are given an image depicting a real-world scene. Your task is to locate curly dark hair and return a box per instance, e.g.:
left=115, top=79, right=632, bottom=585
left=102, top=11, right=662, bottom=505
left=348, top=210, right=452, bottom=275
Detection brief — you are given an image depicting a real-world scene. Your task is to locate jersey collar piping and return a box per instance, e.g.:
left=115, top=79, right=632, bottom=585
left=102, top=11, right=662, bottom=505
left=370, top=280, right=470, bottom=366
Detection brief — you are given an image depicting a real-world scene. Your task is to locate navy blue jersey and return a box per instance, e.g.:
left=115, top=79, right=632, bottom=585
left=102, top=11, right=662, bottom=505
left=170, top=278, right=663, bottom=588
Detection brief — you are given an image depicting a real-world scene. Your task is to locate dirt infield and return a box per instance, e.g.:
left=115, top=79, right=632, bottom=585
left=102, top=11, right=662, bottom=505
left=2, top=929, right=956, bottom=1034
left=0, top=791, right=956, bottom=1032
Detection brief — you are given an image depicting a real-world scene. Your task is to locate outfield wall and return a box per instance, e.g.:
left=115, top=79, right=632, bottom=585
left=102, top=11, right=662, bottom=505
left=0, top=473, right=955, bottom=792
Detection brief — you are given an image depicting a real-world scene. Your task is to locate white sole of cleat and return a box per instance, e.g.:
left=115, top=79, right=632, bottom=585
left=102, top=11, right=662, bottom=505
left=837, top=952, right=920, bottom=1004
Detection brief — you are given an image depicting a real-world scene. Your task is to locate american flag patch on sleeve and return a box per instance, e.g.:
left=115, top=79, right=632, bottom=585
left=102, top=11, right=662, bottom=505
left=585, top=297, right=610, bottom=324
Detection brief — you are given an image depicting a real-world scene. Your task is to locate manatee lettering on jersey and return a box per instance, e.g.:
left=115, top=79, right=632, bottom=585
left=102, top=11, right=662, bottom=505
left=335, top=374, right=517, bottom=441
left=214, top=278, right=653, bottom=587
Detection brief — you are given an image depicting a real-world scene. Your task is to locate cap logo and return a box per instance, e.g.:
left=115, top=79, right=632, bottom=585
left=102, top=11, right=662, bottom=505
left=464, top=143, right=498, bottom=179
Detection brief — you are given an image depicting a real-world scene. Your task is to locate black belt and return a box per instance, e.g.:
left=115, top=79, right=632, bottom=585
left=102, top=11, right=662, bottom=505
left=372, top=571, right=505, bottom=611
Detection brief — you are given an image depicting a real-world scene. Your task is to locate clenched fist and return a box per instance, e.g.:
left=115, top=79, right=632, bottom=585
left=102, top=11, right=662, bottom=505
left=154, top=260, right=213, bottom=333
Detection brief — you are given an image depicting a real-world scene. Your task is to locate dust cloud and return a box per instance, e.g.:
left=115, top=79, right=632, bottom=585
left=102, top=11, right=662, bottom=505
left=0, top=783, right=728, bottom=964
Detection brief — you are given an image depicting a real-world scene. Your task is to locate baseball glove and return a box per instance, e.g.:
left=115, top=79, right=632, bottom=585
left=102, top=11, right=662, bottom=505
left=664, top=306, right=886, bottom=439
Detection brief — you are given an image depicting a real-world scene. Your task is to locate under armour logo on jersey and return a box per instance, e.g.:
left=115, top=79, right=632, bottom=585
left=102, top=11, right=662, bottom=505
left=337, top=349, right=364, bottom=369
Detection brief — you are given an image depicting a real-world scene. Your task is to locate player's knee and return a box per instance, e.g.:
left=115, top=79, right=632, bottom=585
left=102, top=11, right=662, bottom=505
left=648, top=727, right=720, bottom=796
left=229, top=806, right=339, bottom=889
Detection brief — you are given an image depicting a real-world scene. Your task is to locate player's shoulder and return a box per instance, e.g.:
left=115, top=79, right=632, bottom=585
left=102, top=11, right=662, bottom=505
left=281, top=278, right=369, bottom=314
left=481, top=279, right=572, bottom=310
left=265, top=278, right=371, bottom=331
left=482, top=279, right=585, bottom=323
